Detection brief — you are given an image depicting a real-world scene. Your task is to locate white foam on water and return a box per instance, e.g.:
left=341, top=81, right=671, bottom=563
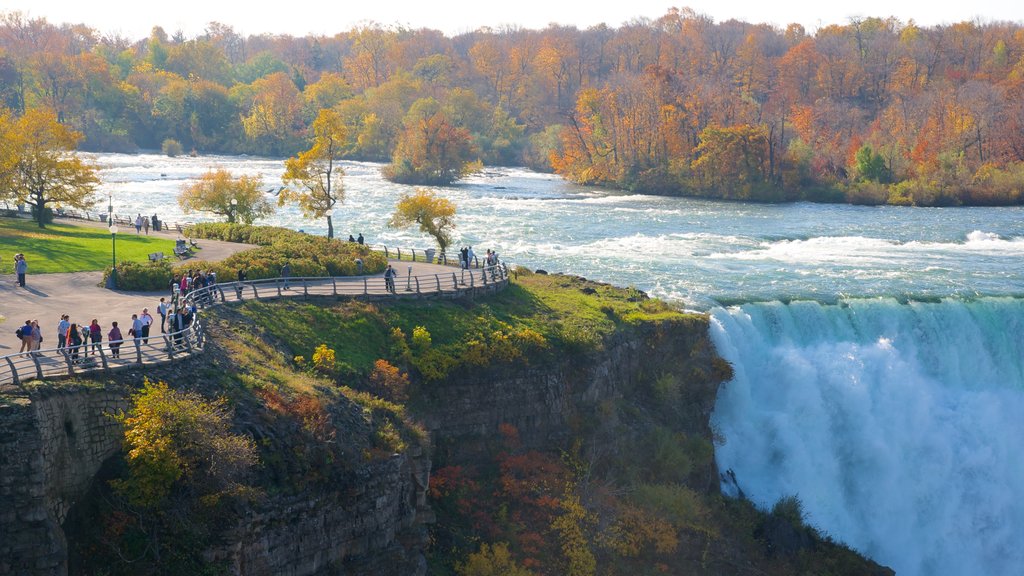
left=710, top=297, right=1024, bottom=576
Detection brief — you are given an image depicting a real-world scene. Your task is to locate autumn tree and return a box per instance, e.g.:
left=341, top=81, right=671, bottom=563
left=241, top=71, right=304, bottom=155
left=100, top=379, right=258, bottom=573
left=384, top=98, right=479, bottom=185
left=691, top=124, right=772, bottom=199
left=112, top=379, right=258, bottom=509
left=178, top=168, right=273, bottom=224
left=389, top=188, right=456, bottom=256
left=279, top=108, right=347, bottom=238
left=456, top=542, right=535, bottom=576
left=0, top=107, right=99, bottom=227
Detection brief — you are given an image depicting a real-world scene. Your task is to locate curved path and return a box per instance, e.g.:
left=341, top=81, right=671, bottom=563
left=1, top=253, right=510, bottom=389
left=0, top=232, right=256, bottom=354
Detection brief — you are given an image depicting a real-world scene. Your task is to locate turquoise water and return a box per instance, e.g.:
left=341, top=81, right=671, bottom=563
left=96, top=153, right=1024, bottom=574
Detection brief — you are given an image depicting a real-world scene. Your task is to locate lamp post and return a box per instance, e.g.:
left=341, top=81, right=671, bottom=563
left=107, top=224, right=118, bottom=289
left=230, top=197, right=237, bottom=223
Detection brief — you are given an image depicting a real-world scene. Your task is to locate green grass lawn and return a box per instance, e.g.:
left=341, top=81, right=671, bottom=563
left=0, top=216, right=177, bottom=274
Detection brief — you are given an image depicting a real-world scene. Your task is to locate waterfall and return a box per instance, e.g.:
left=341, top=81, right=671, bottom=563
left=710, top=297, right=1024, bottom=576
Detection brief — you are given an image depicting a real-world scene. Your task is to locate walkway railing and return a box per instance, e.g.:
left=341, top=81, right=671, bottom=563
left=367, top=244, right=502, bottom=269
left=0, top=263, right=510, bottom=390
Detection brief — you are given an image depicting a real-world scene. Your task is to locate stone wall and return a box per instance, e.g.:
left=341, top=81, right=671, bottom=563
left=0, top=387, right=128, bottom=575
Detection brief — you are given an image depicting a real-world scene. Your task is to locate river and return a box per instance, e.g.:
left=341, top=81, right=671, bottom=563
left=96, top=153, right=1024, bottom=575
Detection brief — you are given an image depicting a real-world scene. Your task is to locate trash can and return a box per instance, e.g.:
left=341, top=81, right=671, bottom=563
left=425, top=248, right=436, bottom=263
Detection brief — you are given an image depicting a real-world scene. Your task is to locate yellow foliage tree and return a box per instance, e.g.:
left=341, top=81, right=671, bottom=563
left=111, top=379, right=258, bottom=509
left=178, top=168, right=274, bottom=224
left=0, top=107, right=100, bottom=228
left=389, top=188, right=456, bottom=255
left=280, top=108, right=347, bottom=238
left=456, top=542, right=535, bottom=576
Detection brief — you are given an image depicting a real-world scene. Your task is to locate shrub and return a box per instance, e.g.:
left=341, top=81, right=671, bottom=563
left=456, top=542, right=535, bottom=576
left=312, top=343, right=336, bottom=375
left=176, top=223, right=386, bottom=281
left=369, top=359, right=410, bottom=402
left=411, top=326, right=432, bottom=353
left=631, top=484, right=708, bottom=528
left=162, top=138, right=184, bottom=157
left=104, top=259, right=173, bottom=291
left=771, top=495, right=805, bottom=529
left=110, top=379, right=257, bottom=509
left=843, top=181, right=888, bottom=205
left=390, top=327, right=412, bottom=365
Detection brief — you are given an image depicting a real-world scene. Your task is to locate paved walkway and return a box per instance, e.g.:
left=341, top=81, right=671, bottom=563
left=0, top=253, right=483, bottom=355
left=0, top=221, right=256, bottom=353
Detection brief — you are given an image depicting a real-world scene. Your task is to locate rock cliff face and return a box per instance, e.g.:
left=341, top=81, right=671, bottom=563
left=0, top=387, right=127, bottom=575
left=206, top=446, right=433, bottom=576
left=422, top=317, right=719, bottom=468
left=0, top=315, right=719, bottom=575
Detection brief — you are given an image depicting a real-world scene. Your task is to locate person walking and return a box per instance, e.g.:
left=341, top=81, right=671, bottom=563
left=157, top=297, right=169, bottom=332
left=57, top=314, right=70, bottom=349
left=281, top=261, right=291, bottom=289
left=236, top=267, right=247, bottom=299
left=139, top=308, right=154, bottom=343
left=17, top=320, right=32, bottom=355
left=15, top=254, right=27, bottom=287
left=88, top=319, right=102, bottom=356
left=108, top=321, right=123, bottom=358
left=134, top=214, right=143, bottom=234
left=151, top=214, right=159, bottom=232
left=384, top=264, right=397, bottom=294
left=67, top=323, right=83, bottom=363
left=29, top=320, right=42, bottom=356
left=467, top=246, right=475, bottom=268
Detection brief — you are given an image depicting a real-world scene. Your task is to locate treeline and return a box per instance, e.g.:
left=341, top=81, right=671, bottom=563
left=2, top=9, right=1024, bottom=204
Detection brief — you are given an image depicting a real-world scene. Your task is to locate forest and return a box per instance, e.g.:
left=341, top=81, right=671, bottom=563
left=2, top=8, right=1024, bottom=204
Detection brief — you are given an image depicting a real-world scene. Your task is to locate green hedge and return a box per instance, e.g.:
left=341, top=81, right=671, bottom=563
left=105, top=224, right=388, bottom=291
left=103, top=260, right=173, bottom=291
left=184, top=223, right=306, bottom=246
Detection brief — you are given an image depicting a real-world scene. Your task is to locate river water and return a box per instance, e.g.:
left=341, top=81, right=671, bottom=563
left=96, top=153, right=1024, bottom=575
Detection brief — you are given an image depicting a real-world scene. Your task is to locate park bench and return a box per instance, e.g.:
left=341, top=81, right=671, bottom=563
left=148, top=252, right=165, bottom=262
left=173, top=244, right=191, bottom=259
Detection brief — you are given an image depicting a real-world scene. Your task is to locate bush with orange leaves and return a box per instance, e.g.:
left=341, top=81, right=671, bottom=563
left=369, top=359, right=411, bottom=402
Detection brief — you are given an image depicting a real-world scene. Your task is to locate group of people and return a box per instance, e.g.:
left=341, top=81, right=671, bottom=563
left=13, top=297, right=197, bottom=363
left=347, top=233, right=365, bottom=244
left=134, top=213, right=161, bottom=234
left=456, top=246, right=500, bottom=270
left=171, top=268, right=217, bottom=297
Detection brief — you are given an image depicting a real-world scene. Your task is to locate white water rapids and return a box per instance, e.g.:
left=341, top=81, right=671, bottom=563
left=710, top=297, right=1024, bottom=575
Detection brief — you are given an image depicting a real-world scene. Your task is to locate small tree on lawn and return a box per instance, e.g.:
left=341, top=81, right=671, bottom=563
left=389, top=188, right=456, bottom=257
left=178, top=168, right=274, bottom=224
left=0, top=107, right=100, bottom=228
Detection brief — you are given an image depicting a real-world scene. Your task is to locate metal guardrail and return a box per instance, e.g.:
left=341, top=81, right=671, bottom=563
left=367, top=244, right=501, bottom=269
left=55, top=208, right=194, bottom=235
left=0, top=263, right=510, bottom=390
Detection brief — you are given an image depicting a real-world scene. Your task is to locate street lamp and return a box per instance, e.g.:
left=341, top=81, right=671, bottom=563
left=230, top=197, right=237, bottom=223
left=107, top=224, right=118, bottom=289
